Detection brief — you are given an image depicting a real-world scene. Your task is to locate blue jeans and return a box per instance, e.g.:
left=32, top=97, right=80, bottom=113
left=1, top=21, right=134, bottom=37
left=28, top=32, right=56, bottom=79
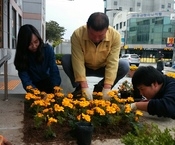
left=61, top=54, right=129, bottom=88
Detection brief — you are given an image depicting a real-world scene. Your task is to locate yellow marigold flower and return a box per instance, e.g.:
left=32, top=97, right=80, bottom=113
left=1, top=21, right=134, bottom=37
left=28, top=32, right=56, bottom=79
left=96, top=92, right=103, bottom=97
left=106, top=106, right=116, bottom=114
left=43, top=108, right=49, bottom=113
left=135, top=116, right=139, bottom=122
left=46, top=94, right=55, bottom=99
left=127, top=97, right=134, bottom=102
left=47, top=117, right=57, bottom=126
left=93, top=92, right=98, bottom=96
left=93, top=107, right=105, bottom=116
left=72, top=100, right=79, bottom=105
left=93, top=99, right=106, bottom=107
left=105, top=101, right=111, bottom=106
left=82, top=113, right=91, bottom=122
left=86, top=109, right=94, bottom=115
left=130, top=65, right=138, bottom=71
left=33, top=100, right=45, bottom=106
left=125, top=104, right=132, bottom=113
left=54, top=104, right=64, bottom=112
left=79, top=100, right=90, bottom=107
left=80, top=98, right=86, bottom=101
left=135, top=110, right=143, bottom=116
left=67, top=93, right=73, bottom=99
left=26, top=85, right=33, bottom=90
left=48, top=108, right=53, bottom=114
left=54, top=86, right=62, bottom=92
left=25, top=93, right=41, bottom=100
left=107, top=91, right=115, bottom=97
left=112, top=90, right=118, bottom=94
left=33, top=89, right=40, bottom=95
left=36, top=113, right=44, bottom=118
left=55, top=92, right=64, bottom=98
left=62, top=98, right=74, bottom=109
left=43, top=100, right=51, bottom=107
left=119, top=98, right=128, bottom=103
left=77, top=114, right=81, bottom=121
left=111, top=103, right=120, bottom=112
left=25, top=93, right=33, bottom=100
left=50, top=99, right=55, bottom=103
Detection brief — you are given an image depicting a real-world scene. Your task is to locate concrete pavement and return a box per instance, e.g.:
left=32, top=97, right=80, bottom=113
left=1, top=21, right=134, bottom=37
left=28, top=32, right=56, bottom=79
left=0, top=64, right=175, bottom=144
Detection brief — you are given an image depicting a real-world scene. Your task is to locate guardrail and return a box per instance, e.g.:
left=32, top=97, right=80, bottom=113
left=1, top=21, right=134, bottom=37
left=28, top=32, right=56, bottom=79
left=0, top=49, right=11, bottom=101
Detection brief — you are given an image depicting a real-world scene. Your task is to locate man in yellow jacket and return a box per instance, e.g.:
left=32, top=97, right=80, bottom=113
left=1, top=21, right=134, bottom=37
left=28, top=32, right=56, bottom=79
left=62, top=12, right=129, bottom=100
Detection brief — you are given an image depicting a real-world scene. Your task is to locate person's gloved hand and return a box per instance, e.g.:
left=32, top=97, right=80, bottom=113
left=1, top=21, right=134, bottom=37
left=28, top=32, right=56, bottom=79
left=82, top=88, right=93, bottom=100
left=102, top=88, right=111, bottom=100
left=130, top=103, right=137, bottom=111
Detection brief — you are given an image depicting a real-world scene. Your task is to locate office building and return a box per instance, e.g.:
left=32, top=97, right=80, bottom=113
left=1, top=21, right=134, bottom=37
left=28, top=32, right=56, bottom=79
left=104, top=0, right=175, bottom=61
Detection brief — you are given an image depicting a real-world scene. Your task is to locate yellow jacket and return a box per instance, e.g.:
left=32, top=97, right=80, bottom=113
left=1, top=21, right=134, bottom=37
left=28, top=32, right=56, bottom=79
left=71, top=25, right=121, bottom=85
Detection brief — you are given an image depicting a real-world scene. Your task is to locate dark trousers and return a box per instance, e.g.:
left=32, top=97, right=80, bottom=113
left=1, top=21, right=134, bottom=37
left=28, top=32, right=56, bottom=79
left=61, top=54, right=129, bottom=88
left=33, top=77, right=53, bottom=93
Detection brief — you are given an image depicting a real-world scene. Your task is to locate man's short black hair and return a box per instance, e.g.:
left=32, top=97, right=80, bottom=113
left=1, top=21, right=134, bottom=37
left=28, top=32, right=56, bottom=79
left=132, top=66, right=164, bottom=88
left=87, top=12, right=109, bottom=31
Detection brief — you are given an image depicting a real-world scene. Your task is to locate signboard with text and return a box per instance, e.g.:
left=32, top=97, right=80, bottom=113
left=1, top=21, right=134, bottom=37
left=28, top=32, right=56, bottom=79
left=166, top=37, right=174, bottom=47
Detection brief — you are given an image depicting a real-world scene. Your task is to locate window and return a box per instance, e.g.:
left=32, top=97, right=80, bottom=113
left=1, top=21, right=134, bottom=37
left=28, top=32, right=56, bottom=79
left=168, top=28, right=172, bottom=32
left=114, top=1, right=117, bottom=5
left=119, top=7, right=122, bottom=10
left=123, top=21, right=126, bottom=26
left=137, top=2, right=141, bottom=6
left=161, top=5, right=165, bottom=9
left=130, top=8, right=133, bottom=11
left=116, top=24, right=118, bottom=30
left=151, top=39, right=153, bottom=44
left=168, top=3, right=171, bottom=8
left=120, top=22, right=122, bottom=29
left=12, top=7, right=16, bottom=49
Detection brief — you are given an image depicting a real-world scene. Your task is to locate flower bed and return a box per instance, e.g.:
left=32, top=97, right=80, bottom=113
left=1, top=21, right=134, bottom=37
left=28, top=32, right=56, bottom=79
left=23, top=85, right=143, bottom=143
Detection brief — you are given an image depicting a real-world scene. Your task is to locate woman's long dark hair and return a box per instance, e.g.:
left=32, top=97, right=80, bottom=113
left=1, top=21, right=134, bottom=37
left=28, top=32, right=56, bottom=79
left=14, top=24, right=44, bottom=71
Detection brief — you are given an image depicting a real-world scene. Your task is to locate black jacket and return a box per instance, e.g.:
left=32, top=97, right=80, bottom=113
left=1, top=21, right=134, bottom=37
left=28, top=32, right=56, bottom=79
left=148, top=76, right=175, bottom=119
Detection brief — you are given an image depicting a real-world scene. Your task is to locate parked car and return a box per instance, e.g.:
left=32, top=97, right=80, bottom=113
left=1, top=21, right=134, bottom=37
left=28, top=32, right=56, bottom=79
left=120, top=54, right=140, bottom=66
left=164, top=60, right=172, bottom=67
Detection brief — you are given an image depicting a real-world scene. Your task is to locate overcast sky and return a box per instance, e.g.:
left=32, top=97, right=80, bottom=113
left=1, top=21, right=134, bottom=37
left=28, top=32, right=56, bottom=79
left=46, top=0, right=104, bottom=39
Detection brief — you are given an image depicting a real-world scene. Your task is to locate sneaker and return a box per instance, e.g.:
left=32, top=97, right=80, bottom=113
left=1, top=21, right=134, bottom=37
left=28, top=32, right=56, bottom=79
left=93, top=84, right=103, bottom=92
left=71, top=85, right=82, bottom=98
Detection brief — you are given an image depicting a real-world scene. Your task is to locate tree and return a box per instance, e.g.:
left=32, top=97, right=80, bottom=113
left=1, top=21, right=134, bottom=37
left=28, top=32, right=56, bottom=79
left=46, top=20, right=66, bottom=46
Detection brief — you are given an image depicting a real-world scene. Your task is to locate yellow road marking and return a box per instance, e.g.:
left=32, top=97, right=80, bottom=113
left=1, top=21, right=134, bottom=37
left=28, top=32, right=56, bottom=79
left=0, top=80, right=21, bottom=90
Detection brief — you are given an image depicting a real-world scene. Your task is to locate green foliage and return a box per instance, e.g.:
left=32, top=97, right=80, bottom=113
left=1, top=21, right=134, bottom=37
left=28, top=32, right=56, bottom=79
left=121, top=123, right=175, bottom=145
left=46, top=20, right=66, bottom=46
left=55, top=54, right=63, bottom=60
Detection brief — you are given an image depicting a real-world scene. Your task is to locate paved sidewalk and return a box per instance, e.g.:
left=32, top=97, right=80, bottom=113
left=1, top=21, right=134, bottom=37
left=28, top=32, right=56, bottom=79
left=0, top=65, right=175, bottom=144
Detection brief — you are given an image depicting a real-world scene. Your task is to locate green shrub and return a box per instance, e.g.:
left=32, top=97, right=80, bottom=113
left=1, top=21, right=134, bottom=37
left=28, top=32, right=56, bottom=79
left=55, top=54, right=63, bottom=60
left=121, top=123, right=175, bottom=145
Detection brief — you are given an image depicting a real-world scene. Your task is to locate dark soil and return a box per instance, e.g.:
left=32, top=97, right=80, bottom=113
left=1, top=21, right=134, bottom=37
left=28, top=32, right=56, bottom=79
left=22, top=103, right=135, bottom=145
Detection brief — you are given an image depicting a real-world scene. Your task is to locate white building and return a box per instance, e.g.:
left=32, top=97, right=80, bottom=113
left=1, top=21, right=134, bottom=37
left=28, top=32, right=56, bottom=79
left=104, top=0, right=175, bottom=26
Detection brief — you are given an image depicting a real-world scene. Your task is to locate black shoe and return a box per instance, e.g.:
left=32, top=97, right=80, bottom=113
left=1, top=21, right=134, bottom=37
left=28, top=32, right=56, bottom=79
left=93, top=84, right=103, bottom=92
left=71, top=85, right=82, bottom=98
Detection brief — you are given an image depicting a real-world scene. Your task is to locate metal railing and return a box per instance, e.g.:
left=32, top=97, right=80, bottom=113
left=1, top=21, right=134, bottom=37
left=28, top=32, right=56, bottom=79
left=0, top=49, right=11, bottom=101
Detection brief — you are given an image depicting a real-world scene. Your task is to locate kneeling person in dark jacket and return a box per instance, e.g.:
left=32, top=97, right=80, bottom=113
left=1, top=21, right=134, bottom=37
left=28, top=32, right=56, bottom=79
left=130, top=66, right=175, bottom=119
